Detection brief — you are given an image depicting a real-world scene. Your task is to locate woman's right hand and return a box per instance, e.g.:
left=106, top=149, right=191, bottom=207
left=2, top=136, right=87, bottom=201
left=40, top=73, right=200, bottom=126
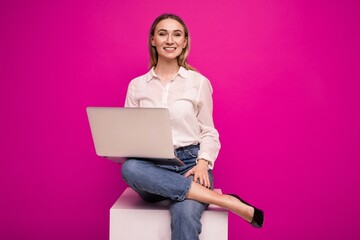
left=184, top=159, right=210, bottom=188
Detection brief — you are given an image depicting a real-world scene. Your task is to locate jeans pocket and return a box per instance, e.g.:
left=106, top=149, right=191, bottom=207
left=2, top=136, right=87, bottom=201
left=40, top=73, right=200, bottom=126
left=185, top=148, right=198, bottom=158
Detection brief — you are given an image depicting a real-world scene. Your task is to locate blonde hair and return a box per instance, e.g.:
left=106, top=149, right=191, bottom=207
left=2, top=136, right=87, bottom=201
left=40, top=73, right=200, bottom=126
left=148, top=14, right=195, bottom=71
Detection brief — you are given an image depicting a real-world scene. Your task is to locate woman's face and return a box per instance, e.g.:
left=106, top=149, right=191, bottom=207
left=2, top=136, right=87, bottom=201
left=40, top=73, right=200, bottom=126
left=152, top=18, right=187, bottom=62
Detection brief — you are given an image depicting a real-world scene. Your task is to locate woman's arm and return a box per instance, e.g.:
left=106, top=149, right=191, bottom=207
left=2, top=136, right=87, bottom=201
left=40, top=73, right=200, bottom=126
left=196, top=77, right=221, bottom=168
left=124, top=81, right=139, bottom=107
left=185, top=77, right=220, bottom=188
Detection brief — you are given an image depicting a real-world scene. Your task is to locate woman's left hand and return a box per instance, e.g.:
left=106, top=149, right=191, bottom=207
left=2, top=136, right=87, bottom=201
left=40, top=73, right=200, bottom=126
left=184, top=159, right=211, bottom=188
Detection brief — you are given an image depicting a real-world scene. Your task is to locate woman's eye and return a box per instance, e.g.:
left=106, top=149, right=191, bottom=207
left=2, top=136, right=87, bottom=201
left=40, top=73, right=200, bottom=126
left=159, top=32, right=167, bottom=36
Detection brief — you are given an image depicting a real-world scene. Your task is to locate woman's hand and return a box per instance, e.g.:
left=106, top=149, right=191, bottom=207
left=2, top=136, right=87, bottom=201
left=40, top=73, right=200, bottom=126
left=184, top=159, right=211, bottom=188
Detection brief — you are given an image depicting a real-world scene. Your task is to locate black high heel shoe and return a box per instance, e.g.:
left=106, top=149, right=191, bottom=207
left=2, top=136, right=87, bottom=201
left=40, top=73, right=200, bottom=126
left=228, top=194, right=264, bottom=228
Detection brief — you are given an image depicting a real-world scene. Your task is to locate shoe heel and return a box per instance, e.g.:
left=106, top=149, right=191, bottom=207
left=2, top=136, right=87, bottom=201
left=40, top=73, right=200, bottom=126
left=228, top=194, right=264, bottom=228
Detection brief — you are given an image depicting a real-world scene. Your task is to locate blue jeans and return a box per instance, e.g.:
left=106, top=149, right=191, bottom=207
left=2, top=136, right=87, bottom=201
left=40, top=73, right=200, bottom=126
left=121, top=144, right=214, bottom=240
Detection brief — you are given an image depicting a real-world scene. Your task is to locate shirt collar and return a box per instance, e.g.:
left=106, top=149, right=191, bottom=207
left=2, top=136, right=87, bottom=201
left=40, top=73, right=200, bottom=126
left=146, top=66, right=189, bottom=82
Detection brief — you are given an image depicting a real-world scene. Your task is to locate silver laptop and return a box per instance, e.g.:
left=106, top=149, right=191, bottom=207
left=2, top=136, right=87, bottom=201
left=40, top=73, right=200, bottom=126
left=86, top=107, right=184, bottom=166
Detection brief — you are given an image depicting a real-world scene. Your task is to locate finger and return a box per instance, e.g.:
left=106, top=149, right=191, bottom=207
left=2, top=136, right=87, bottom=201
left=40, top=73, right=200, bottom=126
left=203, top=174, right=208, bottom=187
left=205, top=175, right=210, bottom=188
left=202, top=172, right=209, bottom=188
left=194, top=171, right=203, bottom=185
left=199, top=175, right=204, bottom=186
left=194, top=172, right=201, bottom=184
left=184, top=169, right=193, bottom=178
left=198, top=174, right=206, bottom=186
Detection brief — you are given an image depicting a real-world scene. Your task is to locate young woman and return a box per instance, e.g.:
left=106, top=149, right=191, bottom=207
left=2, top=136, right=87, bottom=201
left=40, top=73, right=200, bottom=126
left=122, top=13, right=264, bottom=240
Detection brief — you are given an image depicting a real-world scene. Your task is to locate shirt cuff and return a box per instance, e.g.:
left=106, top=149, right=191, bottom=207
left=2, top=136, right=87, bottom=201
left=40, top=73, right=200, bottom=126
left=196, top=156, right=214, bottom=170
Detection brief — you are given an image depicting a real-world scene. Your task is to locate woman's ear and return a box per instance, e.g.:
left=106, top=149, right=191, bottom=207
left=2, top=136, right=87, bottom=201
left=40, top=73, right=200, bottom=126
left=151, top=36, right=155, bottom=47
left=183, top=37, right=188, bottom=49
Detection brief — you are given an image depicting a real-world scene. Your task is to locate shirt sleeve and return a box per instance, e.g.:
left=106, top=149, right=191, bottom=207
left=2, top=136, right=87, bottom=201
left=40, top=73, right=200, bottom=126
left=196, top=77, right=221, bottom=169
left=124, top=81, right=139, bottom=107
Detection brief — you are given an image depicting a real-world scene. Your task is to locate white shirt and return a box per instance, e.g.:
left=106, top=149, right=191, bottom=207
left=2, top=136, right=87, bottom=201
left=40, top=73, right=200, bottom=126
left=125, top=67, right=220, bottom=168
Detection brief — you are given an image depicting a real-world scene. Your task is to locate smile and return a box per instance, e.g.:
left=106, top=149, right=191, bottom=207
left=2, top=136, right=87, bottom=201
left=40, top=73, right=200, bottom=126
left=164, top=47, right=177, bottom=52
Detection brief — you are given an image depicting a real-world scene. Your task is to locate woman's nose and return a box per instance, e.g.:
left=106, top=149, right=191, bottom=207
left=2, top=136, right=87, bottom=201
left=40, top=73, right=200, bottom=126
left=166, top=35, right=174, bottom=44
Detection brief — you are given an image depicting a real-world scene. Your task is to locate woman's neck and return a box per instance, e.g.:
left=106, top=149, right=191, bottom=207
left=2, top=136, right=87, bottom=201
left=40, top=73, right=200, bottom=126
left=154, top=58, right=180, bottom=84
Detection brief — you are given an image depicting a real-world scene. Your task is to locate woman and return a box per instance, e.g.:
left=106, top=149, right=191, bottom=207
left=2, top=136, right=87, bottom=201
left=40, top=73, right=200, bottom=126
left=122, top=13, right=264, bottom=240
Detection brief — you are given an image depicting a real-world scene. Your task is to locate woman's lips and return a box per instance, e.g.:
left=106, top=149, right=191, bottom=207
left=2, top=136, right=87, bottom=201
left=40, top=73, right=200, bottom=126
left=164, top=47, right=177, bottom=52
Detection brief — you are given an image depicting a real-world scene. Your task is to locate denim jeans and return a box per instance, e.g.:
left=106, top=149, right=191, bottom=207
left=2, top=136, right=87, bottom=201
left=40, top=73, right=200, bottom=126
left=121, top=144, right=214, bottom=240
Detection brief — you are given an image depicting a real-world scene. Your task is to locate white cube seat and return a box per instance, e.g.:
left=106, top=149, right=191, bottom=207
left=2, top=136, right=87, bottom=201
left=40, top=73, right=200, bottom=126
left=110, top=187, right=228, bottom=240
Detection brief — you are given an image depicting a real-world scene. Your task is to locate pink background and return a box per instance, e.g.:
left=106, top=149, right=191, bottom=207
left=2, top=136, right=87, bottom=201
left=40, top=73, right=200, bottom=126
left=1, top=0, right=360, bottom=239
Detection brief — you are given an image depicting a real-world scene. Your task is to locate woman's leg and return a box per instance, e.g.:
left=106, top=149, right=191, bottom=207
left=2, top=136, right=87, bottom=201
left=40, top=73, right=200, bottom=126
left=187, top=182, right=255, bottom=223
left=169, top=172, right=214, bottom=240
left=169, top=199, right=206, bottom=240
left=121, top=147, right=261, bottom=227
left=121, top=159, right=192, bottom=201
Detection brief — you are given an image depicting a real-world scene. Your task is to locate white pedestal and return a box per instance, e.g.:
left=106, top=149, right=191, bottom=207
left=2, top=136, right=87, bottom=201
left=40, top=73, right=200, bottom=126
left=110, top=188, right=228, bottom=240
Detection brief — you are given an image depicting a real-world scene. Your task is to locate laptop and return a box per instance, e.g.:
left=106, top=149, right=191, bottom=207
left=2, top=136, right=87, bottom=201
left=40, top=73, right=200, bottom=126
left=86, top=107, right=185, bottom=166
